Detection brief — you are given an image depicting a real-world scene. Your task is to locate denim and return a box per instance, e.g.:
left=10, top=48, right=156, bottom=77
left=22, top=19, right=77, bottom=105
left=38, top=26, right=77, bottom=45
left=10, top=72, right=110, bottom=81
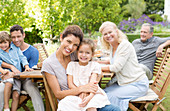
left=97, top=104, right=121, bottom=111
left=0, top=43, right=28, bottom=71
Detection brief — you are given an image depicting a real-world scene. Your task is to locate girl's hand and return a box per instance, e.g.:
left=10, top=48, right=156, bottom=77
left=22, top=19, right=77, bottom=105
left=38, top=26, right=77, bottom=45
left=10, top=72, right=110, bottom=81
left=79, top=95, right=91, bottom=107
left=79, top=92, right=89, bottom=100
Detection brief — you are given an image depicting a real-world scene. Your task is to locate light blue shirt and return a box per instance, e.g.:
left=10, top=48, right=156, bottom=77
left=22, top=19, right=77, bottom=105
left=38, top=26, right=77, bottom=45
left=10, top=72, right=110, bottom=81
left=0, top=43, right=28, bottom=72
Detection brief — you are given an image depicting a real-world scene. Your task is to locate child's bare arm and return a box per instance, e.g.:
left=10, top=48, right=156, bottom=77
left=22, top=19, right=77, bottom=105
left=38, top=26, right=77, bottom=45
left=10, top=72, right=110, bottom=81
left=89, top=73, right=98, bottom=83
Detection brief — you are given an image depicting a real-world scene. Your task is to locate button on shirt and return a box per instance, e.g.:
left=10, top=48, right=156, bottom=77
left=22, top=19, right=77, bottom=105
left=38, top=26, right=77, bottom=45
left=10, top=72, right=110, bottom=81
left=0, top=43, right=28, bottom=72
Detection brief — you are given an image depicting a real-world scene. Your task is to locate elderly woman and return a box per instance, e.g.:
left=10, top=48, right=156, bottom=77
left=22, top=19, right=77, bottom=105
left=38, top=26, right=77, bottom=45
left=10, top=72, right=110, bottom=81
left=99, top=21, right=149, bottom=111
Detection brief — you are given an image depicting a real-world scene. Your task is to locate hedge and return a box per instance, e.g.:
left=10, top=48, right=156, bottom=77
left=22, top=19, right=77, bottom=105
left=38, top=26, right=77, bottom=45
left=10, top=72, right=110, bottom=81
left=127, top=33, right=170, bottom=43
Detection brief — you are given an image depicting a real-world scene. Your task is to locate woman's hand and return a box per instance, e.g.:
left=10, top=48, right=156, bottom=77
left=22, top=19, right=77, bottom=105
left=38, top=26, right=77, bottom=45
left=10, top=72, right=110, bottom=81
left=79, top=81, right=98, bottom=93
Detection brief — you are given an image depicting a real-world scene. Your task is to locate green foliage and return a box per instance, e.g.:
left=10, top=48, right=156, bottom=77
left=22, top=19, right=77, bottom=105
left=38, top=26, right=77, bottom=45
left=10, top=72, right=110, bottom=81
left=148, top=14, right=163, bottom=22
left=24, top=25, right=43, bottom=45
left=0, top=0, right=35, bottom=31
left=123, top=0, right=146, bottom=19
left=72, top=0, right=123, bottom=36
left=144, top=0, right=164, bottom=15
left=126, top=33, right=170, bottom=43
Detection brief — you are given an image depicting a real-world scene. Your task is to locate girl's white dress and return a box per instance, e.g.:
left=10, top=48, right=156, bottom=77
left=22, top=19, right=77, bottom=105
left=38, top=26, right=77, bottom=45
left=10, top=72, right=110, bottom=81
left=57, top=61, right=110, bottom=111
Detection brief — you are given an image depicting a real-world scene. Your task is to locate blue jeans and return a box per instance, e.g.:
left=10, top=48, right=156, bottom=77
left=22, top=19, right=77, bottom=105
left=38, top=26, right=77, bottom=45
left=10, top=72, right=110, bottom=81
left=97, top=104, right=121, bottom=111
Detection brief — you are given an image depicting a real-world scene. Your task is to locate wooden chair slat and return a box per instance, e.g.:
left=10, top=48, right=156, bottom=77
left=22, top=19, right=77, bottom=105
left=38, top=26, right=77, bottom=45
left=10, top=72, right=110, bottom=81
left=128, top=46, right=170, bottom=111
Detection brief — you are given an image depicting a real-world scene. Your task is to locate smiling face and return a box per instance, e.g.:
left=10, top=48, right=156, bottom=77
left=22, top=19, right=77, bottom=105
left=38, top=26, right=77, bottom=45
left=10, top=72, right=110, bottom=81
left=0, top=40, right=10, bottom=52
left=60, top=34, right=80, bottom=56
left=101, top=26, right=119, bottom=44
left=10, top=30, right=25, bottom=47
left=78, top=44, right=93, bottom=66
left=140, top=25, right=153, bottom=42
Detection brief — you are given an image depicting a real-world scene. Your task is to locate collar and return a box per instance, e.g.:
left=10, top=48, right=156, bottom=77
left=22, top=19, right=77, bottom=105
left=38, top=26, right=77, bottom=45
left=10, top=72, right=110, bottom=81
left=141, top=36, right=154, bottom=43
left=0, top=43, right=15, bottom=53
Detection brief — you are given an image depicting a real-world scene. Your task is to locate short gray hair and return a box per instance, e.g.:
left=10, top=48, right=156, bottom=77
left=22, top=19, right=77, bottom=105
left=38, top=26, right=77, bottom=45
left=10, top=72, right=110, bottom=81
left=142, top=23, right=154, bottom=33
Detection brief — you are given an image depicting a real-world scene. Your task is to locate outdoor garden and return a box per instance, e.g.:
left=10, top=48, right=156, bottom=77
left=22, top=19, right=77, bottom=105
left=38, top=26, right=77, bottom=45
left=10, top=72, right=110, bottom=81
left=0, top=0, right=170, bottom=110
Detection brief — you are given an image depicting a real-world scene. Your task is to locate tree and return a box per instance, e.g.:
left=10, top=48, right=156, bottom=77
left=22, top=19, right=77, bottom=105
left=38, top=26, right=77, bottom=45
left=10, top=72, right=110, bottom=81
left=144, top=0, right=164, bottom=15
left=123, top=0, right=146, bottom=19
left=24, top=0, right=75, bottom=39
left=0, top=0, right=35, bottom=31
left=72, top=0, right=123, bottom=36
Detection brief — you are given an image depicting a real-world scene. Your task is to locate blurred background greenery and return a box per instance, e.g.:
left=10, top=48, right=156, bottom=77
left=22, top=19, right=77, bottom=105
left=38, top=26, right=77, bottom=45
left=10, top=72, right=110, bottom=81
left=0, top=0, right=169, bottom=44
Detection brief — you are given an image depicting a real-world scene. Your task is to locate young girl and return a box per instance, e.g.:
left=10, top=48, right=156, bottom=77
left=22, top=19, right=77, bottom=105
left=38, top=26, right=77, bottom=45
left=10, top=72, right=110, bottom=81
left=0, top=31, right=32, bottom=111
left=57, top=38, right=110, bottom=111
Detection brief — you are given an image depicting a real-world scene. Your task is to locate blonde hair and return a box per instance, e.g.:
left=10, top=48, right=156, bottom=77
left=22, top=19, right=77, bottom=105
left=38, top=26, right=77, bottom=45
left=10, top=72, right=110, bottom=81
left=0, top=31, right=11, bottom=44
left=99, top=21, right=128, bottom=50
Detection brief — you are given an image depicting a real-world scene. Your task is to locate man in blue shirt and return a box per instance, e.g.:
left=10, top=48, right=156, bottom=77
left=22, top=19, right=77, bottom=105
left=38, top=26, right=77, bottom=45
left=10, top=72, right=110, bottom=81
left=132, top=23, right=170, bottom=80
left=0, top=25, right=44, bottom=111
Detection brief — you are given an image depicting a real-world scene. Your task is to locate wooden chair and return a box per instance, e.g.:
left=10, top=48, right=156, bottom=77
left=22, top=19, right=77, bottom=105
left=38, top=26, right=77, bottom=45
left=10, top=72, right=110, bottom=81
left=129, top=46, right=170, bottom=111
left=33, top=43, right=49, bottom=68
left=42, top=74, right=58, bottom=111
left=99, top=72, right=114, bottom=89
left=17, top=43, right=48, bottom=110
left=34, top=43, right=58, bottom=111
left=18, top=91, right=31, bottom=111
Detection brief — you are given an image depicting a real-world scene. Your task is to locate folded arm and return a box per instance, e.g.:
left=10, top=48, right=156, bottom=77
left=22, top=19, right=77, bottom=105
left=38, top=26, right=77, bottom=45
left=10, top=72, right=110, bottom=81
left=156, top=40, right=170, bottom=57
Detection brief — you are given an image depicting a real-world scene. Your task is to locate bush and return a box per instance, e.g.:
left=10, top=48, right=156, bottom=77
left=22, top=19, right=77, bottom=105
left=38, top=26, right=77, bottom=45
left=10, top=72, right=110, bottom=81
left=127, top=33, right=170, bottom=43
left=148, top=14, right=163, bottom=22
left=24, top=25, right=43, bottom=45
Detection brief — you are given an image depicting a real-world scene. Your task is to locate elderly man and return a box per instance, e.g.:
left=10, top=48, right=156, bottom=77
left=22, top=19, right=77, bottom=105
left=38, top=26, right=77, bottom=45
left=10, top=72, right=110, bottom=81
left=132, top=23, right=170, bottom=80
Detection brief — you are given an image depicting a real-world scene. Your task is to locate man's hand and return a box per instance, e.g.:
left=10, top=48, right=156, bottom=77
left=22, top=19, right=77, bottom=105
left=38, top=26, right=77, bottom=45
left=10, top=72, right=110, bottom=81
left=24, top=65, right=33, bottom=72
left=156, top=45, right=164, bottom=57
left=11, top=66, right=20, bottom=74
left=1, top=69, right=10, bottom=75
left=156, top=40, right=170, bottom=57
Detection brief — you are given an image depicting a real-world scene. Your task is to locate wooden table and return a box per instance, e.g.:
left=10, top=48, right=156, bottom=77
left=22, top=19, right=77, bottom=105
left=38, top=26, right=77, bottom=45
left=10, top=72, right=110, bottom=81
left=14, top=70, right=57, bottom=111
